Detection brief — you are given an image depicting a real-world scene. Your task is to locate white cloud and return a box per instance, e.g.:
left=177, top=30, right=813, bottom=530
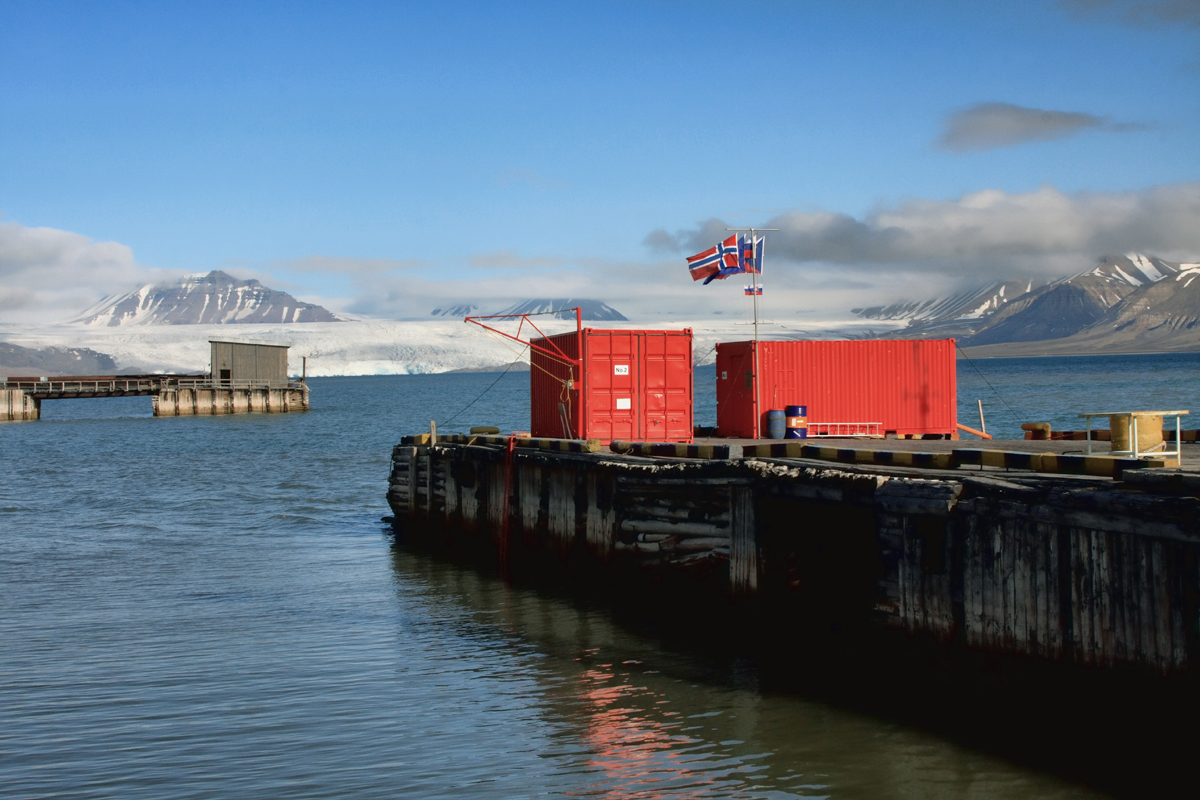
left=467, top=250, right=564, bottom=269
left=653, top=182, right=1200, bottom=282
left=267, top=255, right=425, bottom=275
left=938, top=103, right=1127, bottom=152
left=1063, top=0, right=1200, bottom=28
left=0, top=220, right=176, bottom=324
left=11, top=180, right=1199, bottom=329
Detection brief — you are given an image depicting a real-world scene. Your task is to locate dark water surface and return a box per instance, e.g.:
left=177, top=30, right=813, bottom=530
left=6, top=359, right=1190, bottom=798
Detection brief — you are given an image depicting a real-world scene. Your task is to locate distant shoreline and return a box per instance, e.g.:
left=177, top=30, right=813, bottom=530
left=958, top=343, right=1200, bottom=359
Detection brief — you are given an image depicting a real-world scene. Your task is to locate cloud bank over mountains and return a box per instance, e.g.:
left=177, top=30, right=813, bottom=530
left=645, top=181, right=1200, bottom=283
left=0, top=221, right=177, bottom=323
left=4, top=180, right=1199, bottom=326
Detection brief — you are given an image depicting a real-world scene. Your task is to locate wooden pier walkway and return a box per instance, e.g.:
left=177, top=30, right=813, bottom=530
left=2, top=375, right=309, bottom=420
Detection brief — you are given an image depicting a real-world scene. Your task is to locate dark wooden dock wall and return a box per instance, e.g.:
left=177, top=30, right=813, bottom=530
left=387, top=441, right=1200, bottom=676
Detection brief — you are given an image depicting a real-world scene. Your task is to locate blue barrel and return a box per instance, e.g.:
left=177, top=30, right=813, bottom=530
left=767, top=409, right=786, bottom=439
left=785, top=404, right=808, bottom=439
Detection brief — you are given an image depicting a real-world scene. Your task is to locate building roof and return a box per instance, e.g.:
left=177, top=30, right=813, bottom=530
left=208, top=337, right=291, bottom=348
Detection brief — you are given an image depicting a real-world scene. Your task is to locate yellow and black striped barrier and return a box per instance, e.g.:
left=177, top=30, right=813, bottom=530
left=741, top=442, right=956, bottom=470
left=742, top=443, right=1171, bottom=478
left=953, top=449, right=1171, bottom=477
left=609, top=441, right=742, bottom=460
left=411, top=433, right=1175, bottom=477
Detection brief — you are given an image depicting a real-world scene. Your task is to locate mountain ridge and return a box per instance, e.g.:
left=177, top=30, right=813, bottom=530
left=432, top=298, right=627, bottom=321
left=856, top=254, right=1198, bottom=349
left=72, top=270, right=341, bottom=326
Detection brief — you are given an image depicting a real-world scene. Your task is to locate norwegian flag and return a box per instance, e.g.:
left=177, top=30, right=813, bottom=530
left=738, top=235, right=764, bottom=274
left=744, top=285, right=763, bottom=295
left=686, top=235, right=740, bottom=284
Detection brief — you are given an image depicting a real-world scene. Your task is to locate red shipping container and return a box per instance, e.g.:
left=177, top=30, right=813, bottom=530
left=530, top=329, right=693, bottom=443
left=715, top=339, right=957, bottom=439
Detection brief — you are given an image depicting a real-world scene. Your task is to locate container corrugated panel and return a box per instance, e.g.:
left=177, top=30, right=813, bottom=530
left=715, top=339, right=957, bottom=438
left=531, top=329, right=693, bottom=443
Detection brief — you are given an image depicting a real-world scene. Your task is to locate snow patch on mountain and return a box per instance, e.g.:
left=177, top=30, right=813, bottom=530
left=71, top=270, right=341, bottom=326
left=494, top=299, right=628, bottom=321
left=430, top=304, right=481, bottom=317
left=852, top=280, right=1033, bottom=324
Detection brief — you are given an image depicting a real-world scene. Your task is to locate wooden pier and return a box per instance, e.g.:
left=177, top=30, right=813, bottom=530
left=387, top=433, right=1200, bottom=679
left=0, top=376, right=309, bottom=421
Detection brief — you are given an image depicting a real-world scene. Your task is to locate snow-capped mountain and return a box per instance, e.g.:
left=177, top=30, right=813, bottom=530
left=494, top=299, right=628, bottom=321
left=430, top=304, right=482, bottom=318
left=855, top=254, right=1190, bottom=347
left=1, top=342, right=119, bottom=375
left=71, top=271, right=341, bottom=327
left=430, top=299, right=628, bottom=321
left=853, top=280, right=1037, bottom=324
left=965, top=254, right=1179, bottom=346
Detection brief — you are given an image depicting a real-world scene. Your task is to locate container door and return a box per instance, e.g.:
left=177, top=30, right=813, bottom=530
left=585, top=331, right=639, bottom=441
left=715, top=342, right=756, bottom=438
left=640, top=333, right=692, bottom=441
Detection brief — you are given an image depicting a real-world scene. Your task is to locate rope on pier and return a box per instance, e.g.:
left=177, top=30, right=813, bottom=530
left=956, top=343, right=1024, bottom=426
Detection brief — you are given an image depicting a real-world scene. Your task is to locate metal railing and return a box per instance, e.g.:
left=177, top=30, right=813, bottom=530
left=2, top=378, right=162, bottom=394
left=173, top=379, right=303, bottom=390
left=807, top=422, right=884, bottom=437
left=1079, top=410, right=1189, bottom=459
left=3, top=377, right=307, bottom=394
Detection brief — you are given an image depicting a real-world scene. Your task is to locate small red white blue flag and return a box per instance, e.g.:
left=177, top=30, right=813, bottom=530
left=687, top=235, right=739, bottom=284
left=744, top=285, right=762, bottom=295
left=738, top=235, right=764, bottom=274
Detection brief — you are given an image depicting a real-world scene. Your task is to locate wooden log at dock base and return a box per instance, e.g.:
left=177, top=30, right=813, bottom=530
left=729, top=486, right=758, bottom=597
left=585, top=470, right=617, bottom=561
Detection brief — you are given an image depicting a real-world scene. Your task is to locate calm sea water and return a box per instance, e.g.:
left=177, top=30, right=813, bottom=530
left=3, top=356, right=1195, bottom=798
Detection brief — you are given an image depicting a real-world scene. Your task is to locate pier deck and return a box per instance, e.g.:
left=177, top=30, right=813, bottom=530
left=1, top=375, right=310, bottom=421
left=702, top=435, right=1200, bottom=471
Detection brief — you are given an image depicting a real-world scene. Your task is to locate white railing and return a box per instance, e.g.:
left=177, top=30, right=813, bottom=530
left=2, top=378, right=306, bottom=394
left=1, top=378, right=161, bottom=394
left=806, top=422, right=884, bottom=438
left=1079, top=410, right=1189, bottom=459
left=174, top=379, right=302, bottom=390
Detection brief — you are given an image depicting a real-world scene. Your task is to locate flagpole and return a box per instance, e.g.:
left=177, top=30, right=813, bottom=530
left=751, top=227, right=760, bottom=344
left=727, top=227, right=778, bottom=440
left=752, top=228, right=761, bottom=439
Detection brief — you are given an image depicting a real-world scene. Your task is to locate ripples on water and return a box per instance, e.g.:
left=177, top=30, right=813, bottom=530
left=5, top=358, right=1191, bottom=798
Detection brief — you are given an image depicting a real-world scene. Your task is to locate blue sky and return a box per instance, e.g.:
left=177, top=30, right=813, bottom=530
left=2, top=1, right=1198, bottom=322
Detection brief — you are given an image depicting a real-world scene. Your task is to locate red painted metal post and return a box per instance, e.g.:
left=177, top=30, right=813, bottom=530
left=575, top=307, right=583, bottom=440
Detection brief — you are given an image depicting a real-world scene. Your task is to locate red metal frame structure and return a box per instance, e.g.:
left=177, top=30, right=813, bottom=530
left=465, top=307, right=585, bottom=438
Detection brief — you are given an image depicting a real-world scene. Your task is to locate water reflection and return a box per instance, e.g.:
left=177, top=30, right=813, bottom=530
left=389, top=546, right=1101, bottom=799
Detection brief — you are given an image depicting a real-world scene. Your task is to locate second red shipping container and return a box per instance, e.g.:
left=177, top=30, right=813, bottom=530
left=715, top=339, right=957, bottom=439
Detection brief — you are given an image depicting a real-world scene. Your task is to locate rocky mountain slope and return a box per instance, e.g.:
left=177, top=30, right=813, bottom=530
left=857, top=254, right=1197, bottom=349
left=0, top=342, right=119, bottom=376
left=72, top=270, right=341, bottom=326
left=852, top=279, right=1037, bottom=338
